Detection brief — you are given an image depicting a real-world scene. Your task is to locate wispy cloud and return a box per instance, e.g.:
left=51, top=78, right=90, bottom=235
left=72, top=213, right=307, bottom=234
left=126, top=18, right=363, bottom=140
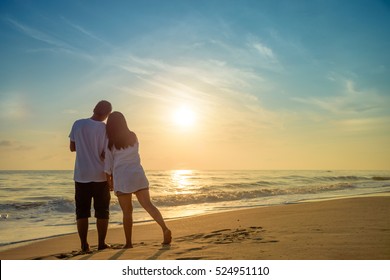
left=5, top=17, right=72, bottom=49
left=245, top=34, right=281, bottom=68
left=0, top=140, right=13, bottom=147
left=106, top=52, right=284, bottom=137
left=293, top=79, right=386, bottom=115
left=0, top=140, right=35, bottom=151
left=61, top=16, right=111, bottom=47
left=289, top=77, right=390, bottom=136
left=111, top=54, right=265, bottom=105
left=5, top=17, right=94, bottom=61
left=253, top=42, right=275, bottom=60
left=119, top=65, right=154, bottom=76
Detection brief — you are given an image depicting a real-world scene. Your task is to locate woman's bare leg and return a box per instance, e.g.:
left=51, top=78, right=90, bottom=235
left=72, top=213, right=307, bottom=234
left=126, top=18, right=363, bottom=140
left=135, top=189, right=172, bottom=244
left=118, top=193, right=134, bottom=248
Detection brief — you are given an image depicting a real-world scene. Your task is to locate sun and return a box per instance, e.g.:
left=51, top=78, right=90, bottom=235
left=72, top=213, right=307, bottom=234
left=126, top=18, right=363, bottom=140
left=173, top=106, right=196, bottom=127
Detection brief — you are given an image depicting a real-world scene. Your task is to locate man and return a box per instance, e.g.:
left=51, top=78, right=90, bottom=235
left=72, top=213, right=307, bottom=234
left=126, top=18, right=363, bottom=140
left=69, top=100, right=112, bottom=252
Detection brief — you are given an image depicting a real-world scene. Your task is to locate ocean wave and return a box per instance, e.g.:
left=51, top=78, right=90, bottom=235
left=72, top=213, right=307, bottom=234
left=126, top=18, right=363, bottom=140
left=151, top=183, right=357, bottom=207
left=217, top=180, right=274, bottom=189
left=372, top=176, right=390, bottom=181
left=314, top=176, right=369, bottom=181
left=0, top=198, right=74, bottom=213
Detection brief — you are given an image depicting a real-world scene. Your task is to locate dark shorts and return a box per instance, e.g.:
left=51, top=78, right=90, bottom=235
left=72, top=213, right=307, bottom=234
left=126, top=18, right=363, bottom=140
left=75, top=181, right=111, bottom=220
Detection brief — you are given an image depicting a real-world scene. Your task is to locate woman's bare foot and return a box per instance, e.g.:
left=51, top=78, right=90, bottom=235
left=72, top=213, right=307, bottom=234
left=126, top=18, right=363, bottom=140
left=123, top=243, right=133, bottom=249
left=162, top=229, right=172, bottom=245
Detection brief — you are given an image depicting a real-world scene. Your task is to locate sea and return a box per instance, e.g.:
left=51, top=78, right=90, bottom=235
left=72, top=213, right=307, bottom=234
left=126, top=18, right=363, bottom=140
left=0, top=170, right=389, bottom=250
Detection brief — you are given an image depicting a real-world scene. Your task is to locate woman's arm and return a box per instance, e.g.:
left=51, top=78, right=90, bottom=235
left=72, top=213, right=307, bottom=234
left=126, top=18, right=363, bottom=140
left=106, top=173, right=114, bottom=191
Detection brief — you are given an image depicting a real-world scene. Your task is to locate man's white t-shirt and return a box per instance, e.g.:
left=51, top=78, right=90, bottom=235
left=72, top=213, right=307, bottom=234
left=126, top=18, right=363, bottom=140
left=69, top=118, right=107, bottom=183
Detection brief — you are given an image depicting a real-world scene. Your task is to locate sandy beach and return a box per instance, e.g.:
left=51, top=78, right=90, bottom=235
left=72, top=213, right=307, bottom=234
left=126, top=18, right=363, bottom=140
left=1, top=195, right=389, bottom=260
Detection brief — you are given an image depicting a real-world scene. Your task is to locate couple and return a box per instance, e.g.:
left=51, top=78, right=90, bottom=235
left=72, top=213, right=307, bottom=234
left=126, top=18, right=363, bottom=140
left=69, top=100, right=171, bottom=252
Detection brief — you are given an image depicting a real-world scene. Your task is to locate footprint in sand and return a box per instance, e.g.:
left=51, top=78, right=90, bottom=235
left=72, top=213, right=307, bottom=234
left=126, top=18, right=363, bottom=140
left=173, top=226, right=276, bottom=260
left=176, top=226, right=267, bottom=245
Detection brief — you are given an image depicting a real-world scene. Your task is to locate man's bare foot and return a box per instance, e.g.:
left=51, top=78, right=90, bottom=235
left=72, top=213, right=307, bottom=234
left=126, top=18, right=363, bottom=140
left=122, top=243, right=133, bottom=249
left=98, top=243, right=111, bottom=250
left=162, top=229, right=172, bottom=245
left=81, top=243, right=90, bottom=252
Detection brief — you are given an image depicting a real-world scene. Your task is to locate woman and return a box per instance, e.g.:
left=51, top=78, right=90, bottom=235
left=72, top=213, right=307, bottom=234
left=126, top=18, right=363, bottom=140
left=104, top=111, right=171, bottom=248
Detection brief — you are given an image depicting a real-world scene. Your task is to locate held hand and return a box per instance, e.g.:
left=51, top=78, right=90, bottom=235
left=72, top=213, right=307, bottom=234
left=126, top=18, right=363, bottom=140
left=105, top=173, right=114, bottom=191
left=108, top=178, right=114, bottom=191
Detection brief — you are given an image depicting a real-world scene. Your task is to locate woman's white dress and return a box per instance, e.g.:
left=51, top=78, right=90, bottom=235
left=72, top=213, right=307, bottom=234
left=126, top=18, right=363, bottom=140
left=104, top=142, right=149, bottom=194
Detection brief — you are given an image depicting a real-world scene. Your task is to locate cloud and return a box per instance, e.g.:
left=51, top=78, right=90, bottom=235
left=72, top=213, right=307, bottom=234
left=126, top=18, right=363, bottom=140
left=113, top=55, right=263, bottom=109
left=5, top=17, right=94, bottom=61
left=110, top=53, right=284, bottom=138
left=0, top=140, right=13, bottom=147
left=253, top=42, right=275, bottom=60
left=119, top=65, right=153, bottom=76
left=0, top=140, right=34, bottom=151
left=61, top=16, right=111, bottom=47
left=91, top=47, right=282, bottom=142
left=5, top=18, right=72, bottom=49
left=293, top=79, right=386, bottom=115
left=289, top=77, right=390, bottom=137
left=245, top=33, right=278, bottom=61
left=116, top=53, right=266, bottom=94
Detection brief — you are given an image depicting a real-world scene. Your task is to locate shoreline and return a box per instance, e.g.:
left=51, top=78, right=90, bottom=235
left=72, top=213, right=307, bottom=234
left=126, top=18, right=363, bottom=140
left=2, top=191, right=388, bottom=252
left=1, top=193, right=389, bottom=260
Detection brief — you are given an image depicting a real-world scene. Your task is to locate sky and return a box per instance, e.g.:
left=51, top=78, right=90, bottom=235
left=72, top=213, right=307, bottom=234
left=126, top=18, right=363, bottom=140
left=0, top=0, right=389, bottom=170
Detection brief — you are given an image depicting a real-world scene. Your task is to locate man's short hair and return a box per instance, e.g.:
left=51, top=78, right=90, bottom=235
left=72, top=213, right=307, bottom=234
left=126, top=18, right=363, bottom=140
left=93, top=100, right=112, bottom=116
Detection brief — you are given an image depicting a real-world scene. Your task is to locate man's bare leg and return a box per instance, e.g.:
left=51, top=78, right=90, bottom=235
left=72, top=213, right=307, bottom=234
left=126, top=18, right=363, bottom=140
left=77, top=218, right=90, bottom=251
left=97, top=218, right=110, bottom=250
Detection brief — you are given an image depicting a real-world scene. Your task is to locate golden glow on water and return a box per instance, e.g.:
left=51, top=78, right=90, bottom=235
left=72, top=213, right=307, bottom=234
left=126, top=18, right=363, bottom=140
left=171, top=170, right=194, bottom=194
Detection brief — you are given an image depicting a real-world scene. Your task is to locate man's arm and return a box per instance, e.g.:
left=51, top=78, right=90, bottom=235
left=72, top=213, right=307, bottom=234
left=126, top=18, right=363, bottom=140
left=70, top=141, right=76, bottom=152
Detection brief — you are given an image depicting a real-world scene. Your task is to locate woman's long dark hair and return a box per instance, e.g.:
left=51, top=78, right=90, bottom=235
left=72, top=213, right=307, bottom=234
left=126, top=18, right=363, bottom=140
left=106, top=111, right=137, bottom=150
